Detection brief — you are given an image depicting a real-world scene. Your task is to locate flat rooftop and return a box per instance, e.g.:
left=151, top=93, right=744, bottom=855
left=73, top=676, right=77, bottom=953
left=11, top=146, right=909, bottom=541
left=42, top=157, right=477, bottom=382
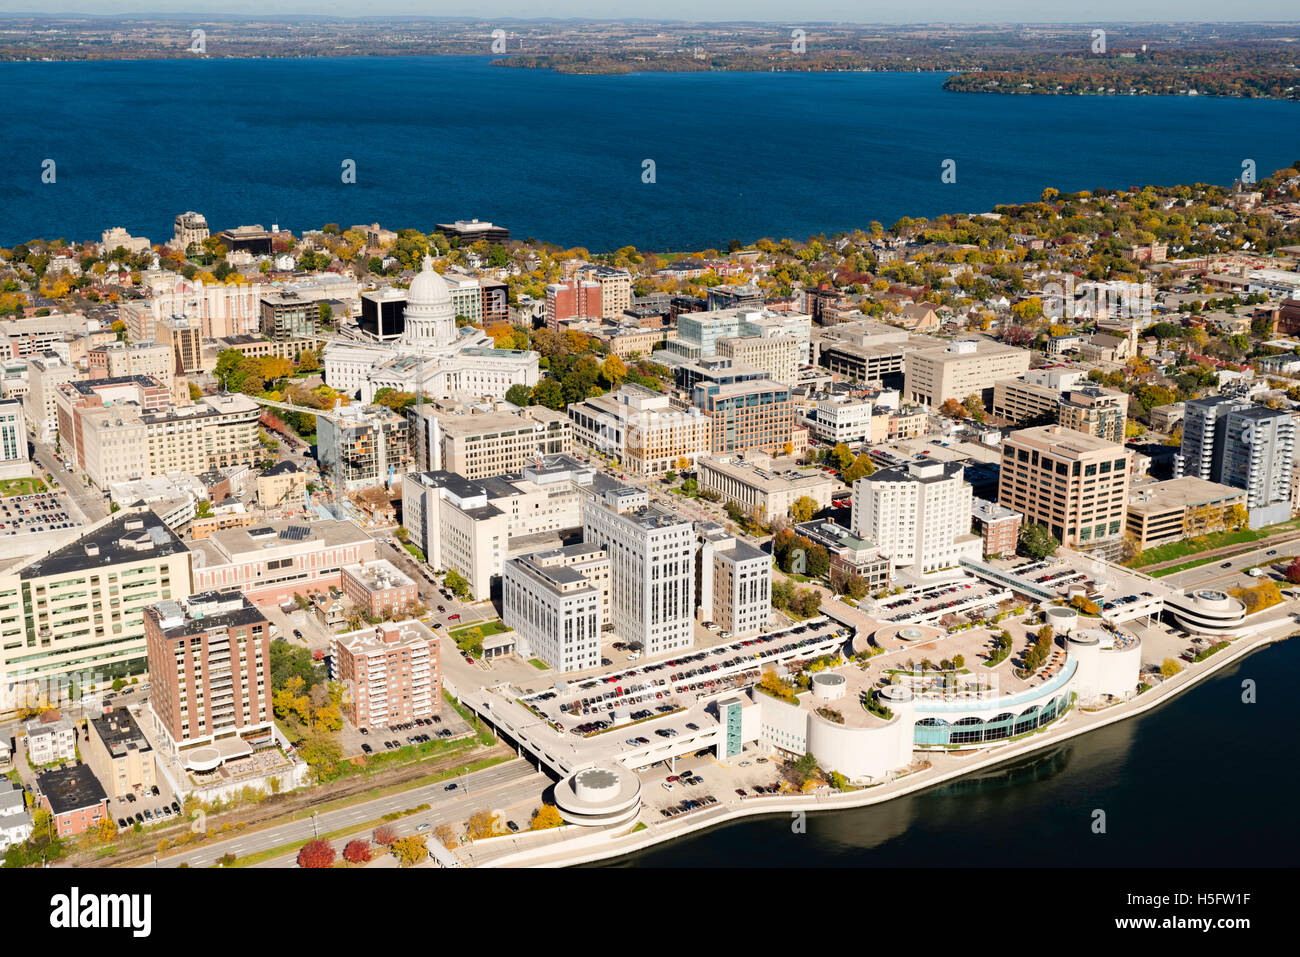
left=89, top=708, right=152, bottom=758
left=37, top=765, right=108, bottom=815
left=1128, top=477, right=1246, bottom=515
left=20, top=509, right=186, bottom=580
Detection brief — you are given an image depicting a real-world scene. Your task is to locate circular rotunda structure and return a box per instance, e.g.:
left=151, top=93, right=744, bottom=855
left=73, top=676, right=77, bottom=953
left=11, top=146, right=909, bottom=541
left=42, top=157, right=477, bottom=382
left=553, top=765, right=643, bottom=828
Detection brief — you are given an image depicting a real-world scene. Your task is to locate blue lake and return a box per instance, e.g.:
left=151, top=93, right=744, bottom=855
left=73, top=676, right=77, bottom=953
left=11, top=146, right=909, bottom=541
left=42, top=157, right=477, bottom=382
left=1, top=55, right=1297, bottom=248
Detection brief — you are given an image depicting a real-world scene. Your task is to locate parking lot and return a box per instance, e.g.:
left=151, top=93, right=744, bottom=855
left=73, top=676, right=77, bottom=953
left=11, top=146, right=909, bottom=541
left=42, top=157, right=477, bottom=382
left=338, top=701, right=476, bottom=759
left=111, top=780, right=179, bottom=831
left=0, top=491, right=81, bottom=538
left=872, top=579, right=1010, bottom=624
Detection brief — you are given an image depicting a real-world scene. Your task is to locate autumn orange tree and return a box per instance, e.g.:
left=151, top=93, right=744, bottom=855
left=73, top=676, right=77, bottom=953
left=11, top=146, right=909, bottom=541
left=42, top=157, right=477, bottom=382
left=373, top=824, right=398, bottom=846
left=343, top=840, right=372, bottom=864
left=297, top=839, right=335, bottom=869
left=529, top=805, right=564, bottom=831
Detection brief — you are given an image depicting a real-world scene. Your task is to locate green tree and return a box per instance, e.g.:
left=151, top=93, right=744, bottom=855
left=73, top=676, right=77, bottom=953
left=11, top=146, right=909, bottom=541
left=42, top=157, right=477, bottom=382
left=532, top=379, right=565, bottom=410
left=444, top=569, right=470, bottom=599
left=504, top=384, right=534, bottom=407
left=1018, top=521, right=1058, bottom=560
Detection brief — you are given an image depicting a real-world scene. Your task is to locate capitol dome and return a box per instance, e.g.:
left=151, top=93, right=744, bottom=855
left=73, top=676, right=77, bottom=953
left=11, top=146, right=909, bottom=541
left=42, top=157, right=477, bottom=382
left=401, top=254, right=456, bottom=349
left=407, top=254, right=451, bottom=306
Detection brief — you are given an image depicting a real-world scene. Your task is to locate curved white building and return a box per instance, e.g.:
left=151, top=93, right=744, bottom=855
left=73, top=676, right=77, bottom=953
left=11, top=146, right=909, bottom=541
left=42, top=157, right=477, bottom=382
left=1166, top=589, right=1247, bottom=637
left=912, top=660, right=1076, bottom=748
left=1066, top=628, right=1142, bottom=702
left=553, top=765, right=643, bottom=828
left=1044, top=606, right=1079, bottom=634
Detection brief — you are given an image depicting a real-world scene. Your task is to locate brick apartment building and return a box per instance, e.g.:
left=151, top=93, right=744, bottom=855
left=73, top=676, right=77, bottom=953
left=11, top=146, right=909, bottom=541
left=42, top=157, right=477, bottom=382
left=545, top=278, right=602, bottom=331
left=37, top=765, right=109, bottom=837
left=144, top=591, right=275, bottom=752
left=331, top=621, right=440, bottom=731
left=971, top=497, right=1023, bottom=558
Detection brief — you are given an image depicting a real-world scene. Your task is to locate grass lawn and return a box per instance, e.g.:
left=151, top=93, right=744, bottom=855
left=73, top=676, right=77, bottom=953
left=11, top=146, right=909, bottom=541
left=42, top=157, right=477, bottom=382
left=449, top=619, right=508, bottom=641
left=528, top=658, right=550, bottom=670
left=1129, top=517, right=1300, bottom=568
left=402, top=543, right=426, bottom=563
left=0, top=477, right=47, bottom=496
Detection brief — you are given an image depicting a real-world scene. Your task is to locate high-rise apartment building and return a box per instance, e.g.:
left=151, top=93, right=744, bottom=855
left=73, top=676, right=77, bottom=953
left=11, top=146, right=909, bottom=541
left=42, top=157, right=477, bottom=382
left=581, top=487, right=694, bottom=656
left=0, top=399, right=27, bottom=481
left=1178, top=395, right=1295, bottom=528
left=173, top=210, right=210, bottom=249
left=259, top=292, right=318, bottom=341
left=545, top=278, right=602, bottom=330
left=1220, top=406, right=1295, bottom=528
left=998, top=425, right=1133, bottom=556
left=23, top=354, right=78, bottom=444
left=144, top=591, right=273, bottom=753
left=158, top=315, right=205, bottom=376
left=851, top=459, right=981, bottom=576
left=317, top=403, right=411, bottom=492
left=574, top=264, right=633, bottom=320
left=1057, top=386, right=1129, bottom=444
left=331, top=620, right=440, bottom=731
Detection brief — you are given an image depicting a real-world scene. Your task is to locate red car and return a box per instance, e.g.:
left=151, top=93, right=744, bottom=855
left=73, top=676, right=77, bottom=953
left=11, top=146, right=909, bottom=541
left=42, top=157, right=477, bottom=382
left=448, top=613, right=460, bottom=621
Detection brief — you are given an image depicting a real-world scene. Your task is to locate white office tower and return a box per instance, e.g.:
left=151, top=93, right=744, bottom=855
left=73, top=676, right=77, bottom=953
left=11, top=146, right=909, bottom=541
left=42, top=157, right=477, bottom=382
left=581, top=487, right=695, bottom=656
left=851, top=459, right=981, bottom=576
left=696, top=524, right=771, bottom=637
left=502, top=544, right=609, bottom=673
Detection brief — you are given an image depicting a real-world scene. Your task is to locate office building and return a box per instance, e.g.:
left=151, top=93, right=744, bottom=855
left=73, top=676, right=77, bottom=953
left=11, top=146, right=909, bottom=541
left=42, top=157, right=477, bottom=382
left=0, top=399, right=28, bottom=481
left=217, top=225, right=273, bottom=255
left=435, top=219, right=509, bottom=243
left=851, top=459, right=981, bottom=576
left=144, top=591, right=274, bottom=753
left=332, top=620, right=440, bottom=731
left=1125, top=477, right=1247, bottom=550
left=695, top=525, right=770, bottom=637
left=359, top=287, right=407, bottom=342
left=88, top=341, right=176, bottom=394
left=998, top=425, right=1133, bottom=556
left=84, top=708, right=157, bottom=799
left=716, top=334, right=800, bottom=386
left=903, top=340, right=1031, bottom=407
left=697, top=451, right=838, bottom=518
left=188, top=519, right=376, bottom=607
left=407, top=401, right=571, bottom=478
left=568, top=385, right=712, bottom=477
left=802, top=395, right=888, bottom=446
left=0, top=509, right=191, bottom=689
left=581, top=488, right=695, bottom=656
left=694, top=378, right=794, bottom=456
left=819, top=341, right=907, bottom=385
left=991, top=367, right=1089, bottom=423
left=503, top=544, right=610, bottom=672
left=402, top=455, right=621, bottom=601
left=37, top=765, right=109, bottom=838
left=317, top=403, right=411, bottom=492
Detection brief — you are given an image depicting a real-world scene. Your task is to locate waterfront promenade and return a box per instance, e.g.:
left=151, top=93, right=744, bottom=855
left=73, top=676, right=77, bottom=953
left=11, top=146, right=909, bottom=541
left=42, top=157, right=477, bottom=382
left=467, top=611, right=1292, bottom=868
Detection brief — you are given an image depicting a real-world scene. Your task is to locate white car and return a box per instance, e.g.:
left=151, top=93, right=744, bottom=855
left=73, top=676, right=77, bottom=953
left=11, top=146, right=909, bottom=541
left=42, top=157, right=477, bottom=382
left=662, top=783, right=674, bottom=791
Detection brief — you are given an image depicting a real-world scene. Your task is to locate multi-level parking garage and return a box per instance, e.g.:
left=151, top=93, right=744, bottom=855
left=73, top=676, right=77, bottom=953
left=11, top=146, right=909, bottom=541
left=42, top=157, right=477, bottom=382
left=460, top=618, right=849, bottom=779
left=872, top=579, right=1012, bottom=625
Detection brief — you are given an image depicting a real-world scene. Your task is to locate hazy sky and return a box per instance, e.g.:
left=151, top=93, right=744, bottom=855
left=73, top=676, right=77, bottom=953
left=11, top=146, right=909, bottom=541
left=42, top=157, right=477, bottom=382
left=5, top=3, right=1300, bottom=22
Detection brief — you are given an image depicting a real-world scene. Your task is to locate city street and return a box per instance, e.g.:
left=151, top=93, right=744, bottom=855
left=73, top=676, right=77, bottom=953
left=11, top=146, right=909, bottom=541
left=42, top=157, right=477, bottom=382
left=1161, top=538, right=1300, bottom=590
left=27, top=436, right=106, bottom=524
left=141, top=757, right=549, bottom=868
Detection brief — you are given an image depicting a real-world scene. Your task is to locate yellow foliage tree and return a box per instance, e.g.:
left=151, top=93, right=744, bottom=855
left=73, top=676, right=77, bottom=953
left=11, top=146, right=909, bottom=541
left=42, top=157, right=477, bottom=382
left=390, top=835, right=428, bottom=867
left=530, top=804, right=564, bottom=831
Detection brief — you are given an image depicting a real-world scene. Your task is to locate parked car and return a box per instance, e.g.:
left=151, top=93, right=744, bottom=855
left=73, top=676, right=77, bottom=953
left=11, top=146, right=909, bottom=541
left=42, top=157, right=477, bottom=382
left=507, top=820, right=519, bottom=832
left=361, top=743, right=372, bottom=754
left=445, top=782, right=458, bottom=791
